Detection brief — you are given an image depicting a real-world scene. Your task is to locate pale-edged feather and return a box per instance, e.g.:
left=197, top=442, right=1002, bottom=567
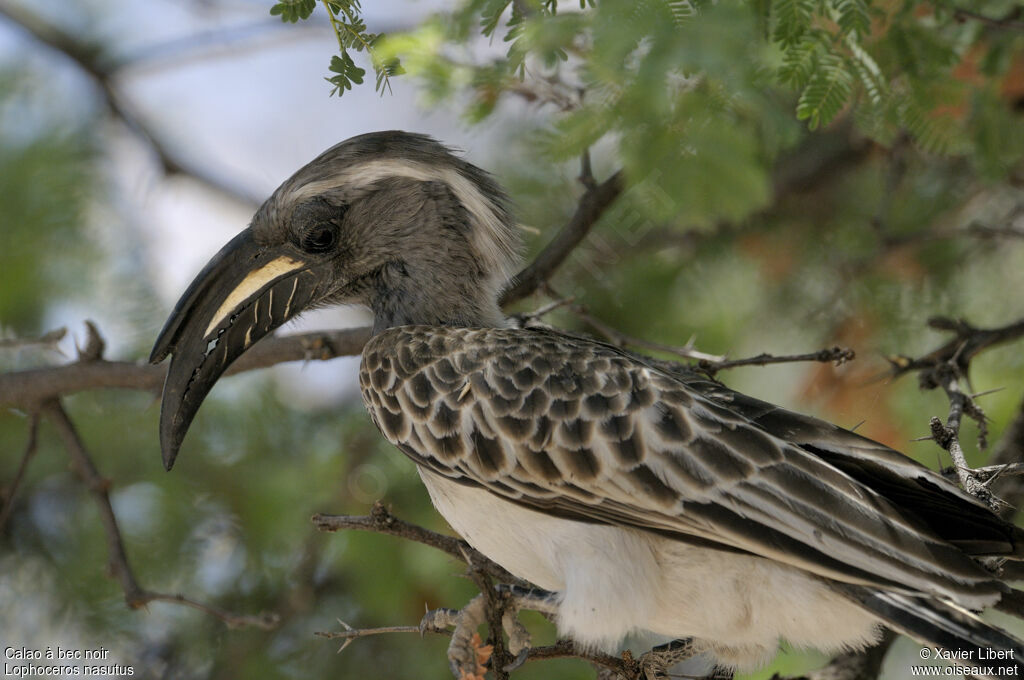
left=360, top=325, right=1019, bottom=612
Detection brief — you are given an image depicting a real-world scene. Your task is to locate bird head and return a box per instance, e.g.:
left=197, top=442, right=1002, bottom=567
left=149, top=131, right=520, bottom=470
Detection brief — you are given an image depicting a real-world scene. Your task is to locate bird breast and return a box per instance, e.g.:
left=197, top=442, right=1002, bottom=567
left=418, top=468, right=882, bottom=669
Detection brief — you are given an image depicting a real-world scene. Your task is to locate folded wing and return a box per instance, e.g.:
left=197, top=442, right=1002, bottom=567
left=360, top=325, right=1015, bottom=611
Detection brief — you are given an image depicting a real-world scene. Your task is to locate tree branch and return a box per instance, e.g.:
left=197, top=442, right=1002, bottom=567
left=0, top=412, right=40, bottom=533
left=500, top=170, right=625, bottom=306
left=698, top=346, right=856, bottom=377
left=312, top=501, right=524, bottom=585
left=42, top=399, right=278, bottom=630
left=888, top=316, right=1024, bottom=380
left=0, top=326, right=371, bottom=409
left=884, top=315, right=1024, bottom=509
left=566, top=301, right=725, bottom=363
left=562, top=298, right=856, bottom=373
left=940, top=2, right=1024, bottom=32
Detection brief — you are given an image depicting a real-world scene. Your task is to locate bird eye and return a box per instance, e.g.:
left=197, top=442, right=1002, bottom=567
left=301, top=224, right=338, bottom=253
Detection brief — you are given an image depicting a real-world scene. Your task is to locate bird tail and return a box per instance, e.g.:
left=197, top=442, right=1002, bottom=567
left=843, top=587, right=1024, bottom=679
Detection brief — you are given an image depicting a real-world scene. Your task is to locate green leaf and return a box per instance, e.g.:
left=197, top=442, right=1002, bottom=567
left=832, top=0, right=870, bottom=38
left=772, top=0, right=815, bottom=49
left=269, top=0, right=316, bottom=23
left=796, top=53, right=853, bottom=129
left=778, top=34, right=823, bottom=89
left=326, top=52, right=366, bottom=95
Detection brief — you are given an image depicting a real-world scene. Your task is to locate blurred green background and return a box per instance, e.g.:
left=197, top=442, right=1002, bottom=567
left=1, top=1, right=1023, bottom=679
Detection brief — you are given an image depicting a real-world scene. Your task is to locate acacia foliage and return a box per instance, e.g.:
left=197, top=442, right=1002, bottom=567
left=277, top=0, right=1024, bottom=225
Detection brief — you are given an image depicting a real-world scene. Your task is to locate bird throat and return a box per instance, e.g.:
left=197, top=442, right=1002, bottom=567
left=368, top=262, right=505, bottom=334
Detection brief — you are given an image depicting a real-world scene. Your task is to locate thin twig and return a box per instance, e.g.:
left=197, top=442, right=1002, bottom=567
left=568, top=303, right=725, bottom=363
left=967, top=222, right=1024, bottom=240
left=500, top=171, right=625, bottom=306
left=143, top=592, right=279, bottom=630
left=312, top=502, right=524, bottom=585
left=884, top=315, right=1024, bottom=509
left=315, top=623, right=441, bottom=648
left=964, top=462, right=1024, bottom=484
left=0, top=326, right=371, bottom=409
left=698, top=346, right=856, bottom=377
left=942, top=3, right=1024, bottom=31
left=888, top=316, right=1024, bottom=379
left=562, top=291, right=855, bottom=373
left=509, top=295, right=577, bottom=328
left=314, top=618, right=634, bottom=676
left=0, top=413, right=40, bottom=533
left=42, top=399, right=278, bottom=630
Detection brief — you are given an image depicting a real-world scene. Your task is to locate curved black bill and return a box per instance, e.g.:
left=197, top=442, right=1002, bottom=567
left=150, top=229, right=323, bottom=470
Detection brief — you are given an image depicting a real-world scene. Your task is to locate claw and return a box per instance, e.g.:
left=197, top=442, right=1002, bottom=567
left=420, top=607, right=459, bottom=634
left=637, top=638, right=698, bottom=680
left=500, top=609, right=531, bottom=671
left=425, top=585, right=561, bottom=679
left=427, top=594, right=489, bottom=679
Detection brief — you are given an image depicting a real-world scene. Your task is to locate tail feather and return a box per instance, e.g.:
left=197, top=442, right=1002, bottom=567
left=840, top=586, right=1024, bottom=679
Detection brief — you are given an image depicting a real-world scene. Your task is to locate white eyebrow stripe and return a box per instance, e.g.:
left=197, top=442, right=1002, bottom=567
left=203, top=256, right=305, bottom=337
left=283, top=159, right=516, bottom=282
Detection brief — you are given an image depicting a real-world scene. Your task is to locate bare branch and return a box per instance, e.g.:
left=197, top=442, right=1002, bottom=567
left=940, top=2, right=1024, bottom=32
left=0, top=326, right=371, bottom=409
left=0, top=413, right=40, bottom=533
left=567, top=302, right=725, bottom=363
left=312, top=502, right=524, bottom=585
left=967, top=222, right=1024, bottom=241
left=883, top=315, right=1024, bottom=509
left=500, top=171, right=625, bottom=306
left=965, top=461, right=1024, bottom=484
left=698, top=346, right=856, bottom=377
left=141, top=592, right=279, bottom=630
left=315, top=621, right=445, bottom=655
left=43, top=399, right=278, bottom=630
left=888, top=316, right=1024, bottom=380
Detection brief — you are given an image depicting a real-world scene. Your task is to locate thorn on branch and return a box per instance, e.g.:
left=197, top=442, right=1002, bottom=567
left=698, top=346, right=855, bottom=376
left=76, top=320, right=106, bottom=362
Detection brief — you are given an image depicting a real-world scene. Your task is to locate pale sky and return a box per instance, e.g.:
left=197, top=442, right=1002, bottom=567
left=1, top=0, right=533, bottom=405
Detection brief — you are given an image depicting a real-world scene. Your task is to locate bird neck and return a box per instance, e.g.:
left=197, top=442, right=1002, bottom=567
left=368, top=260, right=506, bottom=334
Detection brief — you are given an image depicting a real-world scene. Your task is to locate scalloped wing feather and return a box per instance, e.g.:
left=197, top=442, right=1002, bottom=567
left=359, top=325, right=1010, bottom=610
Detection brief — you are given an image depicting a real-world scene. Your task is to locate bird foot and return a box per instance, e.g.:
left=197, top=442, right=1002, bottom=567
left=420, top=585, right=560, bottom=678
left=422, top=596, right=490, bottom=679
left=494, top=585, right=559, bottom=671
left=636, top=638, right=698, bottom=680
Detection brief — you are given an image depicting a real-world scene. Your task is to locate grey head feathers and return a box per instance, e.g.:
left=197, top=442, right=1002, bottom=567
left=257, top=131, right=522, bottom=297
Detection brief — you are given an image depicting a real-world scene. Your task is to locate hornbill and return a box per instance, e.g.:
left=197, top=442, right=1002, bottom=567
left=151, top=130, right=1024, bottom=678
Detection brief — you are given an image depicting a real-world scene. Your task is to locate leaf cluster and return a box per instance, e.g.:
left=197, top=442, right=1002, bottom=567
left=292, top=0, right=1023, bottom=189
left=269, top=0, right=403, bottom=96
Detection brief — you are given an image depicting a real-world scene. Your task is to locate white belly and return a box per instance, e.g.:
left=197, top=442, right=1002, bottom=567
left=419, top=468, right=881, bottom=669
